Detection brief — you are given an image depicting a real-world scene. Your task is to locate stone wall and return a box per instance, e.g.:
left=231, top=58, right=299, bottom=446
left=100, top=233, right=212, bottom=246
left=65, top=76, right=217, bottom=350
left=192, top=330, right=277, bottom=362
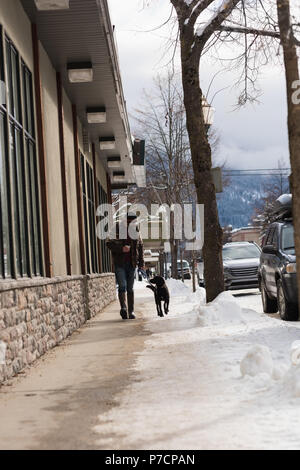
left=0, top=274, right=116, bottom=384
left=87, top=274, right=116, bottom=319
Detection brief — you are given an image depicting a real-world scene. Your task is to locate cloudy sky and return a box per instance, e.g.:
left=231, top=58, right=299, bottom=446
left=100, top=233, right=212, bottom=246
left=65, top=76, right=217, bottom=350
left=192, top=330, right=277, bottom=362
left=108, top=0, right=290, bottom=171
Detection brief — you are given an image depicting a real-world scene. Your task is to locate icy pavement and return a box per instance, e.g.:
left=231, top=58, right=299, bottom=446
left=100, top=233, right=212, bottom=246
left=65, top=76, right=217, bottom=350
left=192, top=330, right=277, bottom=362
left=94, top=281, right=300, bottom=450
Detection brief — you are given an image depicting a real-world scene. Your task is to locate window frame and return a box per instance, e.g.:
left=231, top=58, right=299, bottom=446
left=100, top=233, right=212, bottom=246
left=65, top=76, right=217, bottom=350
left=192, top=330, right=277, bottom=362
left=0, top=28, right=44, bottom=279
left=80, top=154, right=99, bottom=275
left=97, top=180, right=112, bottom=273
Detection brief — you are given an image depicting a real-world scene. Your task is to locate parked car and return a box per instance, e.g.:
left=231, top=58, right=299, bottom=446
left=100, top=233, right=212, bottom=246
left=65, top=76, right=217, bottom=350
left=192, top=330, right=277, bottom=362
left=168, top=260, right=192, bottom=279
left=197, top=257, right=204, bottom=287
left=198, top=242, right=261, bottom=289
left=223, top=242, right=261, bottom=290
left=178, top=260, right=192, bottom=280
left=259, top=194, right=298, bottom=321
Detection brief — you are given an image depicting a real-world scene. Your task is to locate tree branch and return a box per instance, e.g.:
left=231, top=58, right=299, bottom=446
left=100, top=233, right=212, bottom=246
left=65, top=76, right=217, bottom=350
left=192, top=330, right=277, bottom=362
left=188, top=0, right=216, bottom=27
left=194, top=0, right=242, bottom=49
left=217, top=24, right=280, bottom=40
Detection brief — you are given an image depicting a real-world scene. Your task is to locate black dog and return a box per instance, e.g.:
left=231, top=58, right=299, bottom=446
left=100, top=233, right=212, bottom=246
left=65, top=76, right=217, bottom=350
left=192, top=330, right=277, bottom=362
left=146, top=276, right=170, bottom=317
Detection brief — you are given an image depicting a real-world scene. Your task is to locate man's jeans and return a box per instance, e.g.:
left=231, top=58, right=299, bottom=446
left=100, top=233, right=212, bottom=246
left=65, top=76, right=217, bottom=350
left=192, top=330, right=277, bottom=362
left=115, top=262, right=136, bottom=294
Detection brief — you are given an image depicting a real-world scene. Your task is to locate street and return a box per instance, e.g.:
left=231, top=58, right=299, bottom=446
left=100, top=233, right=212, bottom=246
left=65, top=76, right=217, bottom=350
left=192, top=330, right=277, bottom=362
left=1, top=281, right=300, bottom=450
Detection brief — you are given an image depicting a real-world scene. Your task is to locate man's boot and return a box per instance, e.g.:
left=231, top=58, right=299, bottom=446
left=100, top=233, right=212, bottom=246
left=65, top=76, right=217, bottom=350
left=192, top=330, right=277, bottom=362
left=127, top=291, right=135, bottom=320
left=119, top=292, right=128, bottom=320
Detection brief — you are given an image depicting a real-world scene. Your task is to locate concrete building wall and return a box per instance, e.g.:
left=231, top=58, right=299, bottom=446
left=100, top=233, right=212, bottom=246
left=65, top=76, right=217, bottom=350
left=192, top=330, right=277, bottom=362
left=40, top=44, right=67, bottom=277
left=63, top=90, right=81, bottom=275
left=97, top=155, right=108, bottom=193
left=231, top=229, right=261, bottom=245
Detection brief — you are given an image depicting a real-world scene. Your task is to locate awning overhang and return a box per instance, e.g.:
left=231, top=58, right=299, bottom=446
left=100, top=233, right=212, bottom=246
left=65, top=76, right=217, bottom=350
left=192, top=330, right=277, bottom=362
left=21, top=0, right=136, bottom=187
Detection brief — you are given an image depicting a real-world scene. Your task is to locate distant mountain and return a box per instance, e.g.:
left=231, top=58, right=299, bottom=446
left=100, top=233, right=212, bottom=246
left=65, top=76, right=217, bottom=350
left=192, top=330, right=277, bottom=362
left=217, top=174, right=289, bottom=229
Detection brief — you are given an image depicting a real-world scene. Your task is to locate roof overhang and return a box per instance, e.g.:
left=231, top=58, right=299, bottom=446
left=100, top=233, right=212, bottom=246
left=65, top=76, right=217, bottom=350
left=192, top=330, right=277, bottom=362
left=21, top=0, right=136, bottom=187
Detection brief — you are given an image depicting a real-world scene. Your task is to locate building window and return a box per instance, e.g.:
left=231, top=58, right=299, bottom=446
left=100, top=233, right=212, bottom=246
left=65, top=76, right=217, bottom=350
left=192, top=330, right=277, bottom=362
left=80, top=155, right=98, bottom=274
left=97, top=180, right=112, bottom=273
left=0, top=30, right=43, bottom=278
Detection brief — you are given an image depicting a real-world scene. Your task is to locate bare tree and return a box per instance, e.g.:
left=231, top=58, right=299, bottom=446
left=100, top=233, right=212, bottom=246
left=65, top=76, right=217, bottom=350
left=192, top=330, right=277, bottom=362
left=166, top=0, right=286, bottom=302
left=133, top=71, right=195, bottom=278
left=276, top=0, right=300, bottom=315
left=252, top=158, right=290, bottom=240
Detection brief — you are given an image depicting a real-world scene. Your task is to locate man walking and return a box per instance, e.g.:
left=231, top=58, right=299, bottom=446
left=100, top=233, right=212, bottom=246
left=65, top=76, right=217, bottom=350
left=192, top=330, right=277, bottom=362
left=107, top=214, right=144, bottom=320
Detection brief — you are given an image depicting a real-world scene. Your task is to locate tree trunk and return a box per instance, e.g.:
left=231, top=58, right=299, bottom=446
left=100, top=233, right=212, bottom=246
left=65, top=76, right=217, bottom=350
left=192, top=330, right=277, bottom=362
left=180, top=54, right=224, bottom=302
left=277, top=0, right=300, bottom=317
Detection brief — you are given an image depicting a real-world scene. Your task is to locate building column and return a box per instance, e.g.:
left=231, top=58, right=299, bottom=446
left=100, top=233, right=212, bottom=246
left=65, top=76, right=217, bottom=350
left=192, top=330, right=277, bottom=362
left=106, top=172, right=113, bottom=271
left=56, top=72, right=71, bottom=275
left=92, top=143, right=102, bottom=273
left=72, top=104, right=86, bottom=275
left=31, top=24, right=52, bottom=278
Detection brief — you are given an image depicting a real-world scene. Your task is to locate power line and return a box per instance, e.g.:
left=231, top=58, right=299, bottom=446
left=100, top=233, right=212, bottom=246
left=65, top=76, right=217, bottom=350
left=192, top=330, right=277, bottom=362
left=223, top=168, right=290, bottom=172
left=225, top=173, right=290, bottom=177
left=223, top=168, right=290, bottom=177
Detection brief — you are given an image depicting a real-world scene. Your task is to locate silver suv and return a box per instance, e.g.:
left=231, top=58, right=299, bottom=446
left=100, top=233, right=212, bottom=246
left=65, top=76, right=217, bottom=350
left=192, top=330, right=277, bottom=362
left=223, top=242, right=261, bottom=290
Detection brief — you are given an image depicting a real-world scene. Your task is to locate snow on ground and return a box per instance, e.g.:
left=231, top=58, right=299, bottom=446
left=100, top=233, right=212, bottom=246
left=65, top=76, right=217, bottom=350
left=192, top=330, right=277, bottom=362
left=94, top=281, right=300, bottom=450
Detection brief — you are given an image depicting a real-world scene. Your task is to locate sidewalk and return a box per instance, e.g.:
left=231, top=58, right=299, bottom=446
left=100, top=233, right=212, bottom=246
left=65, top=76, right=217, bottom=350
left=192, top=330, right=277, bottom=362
left=2, top=281, right=300, bottom=450
left=0, top=284, right=151, bottom=450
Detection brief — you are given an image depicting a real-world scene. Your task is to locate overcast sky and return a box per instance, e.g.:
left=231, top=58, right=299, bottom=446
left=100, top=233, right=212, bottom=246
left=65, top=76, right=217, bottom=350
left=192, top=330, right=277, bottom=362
left=108, top=0, right=290, bottom=171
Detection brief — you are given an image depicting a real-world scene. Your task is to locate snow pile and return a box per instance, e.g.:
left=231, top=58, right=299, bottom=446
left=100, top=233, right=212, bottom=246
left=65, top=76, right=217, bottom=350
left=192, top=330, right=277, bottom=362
left=290, top=341, right=300, bottom=365
left=166, top=279, right=191, bottom=296
left=280, top=365, right=300, bottom=398
left=274, top=342, right=300, bottom=398
left=184, top=287, right=206, bottom=305
left=198, top=291, right=245, bottom=326
left=240, top=341, right=300, bottom=398
left=272, top=364, right=288, bottom=381
left=0, top=341, right=6, bottom=365
left=240, top=345, right=273, bottom=378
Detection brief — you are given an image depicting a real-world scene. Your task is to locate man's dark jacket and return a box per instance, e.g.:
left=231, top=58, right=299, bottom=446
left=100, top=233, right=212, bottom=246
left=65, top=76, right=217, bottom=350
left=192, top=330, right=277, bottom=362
left=106, top=229, right=144, bottom=269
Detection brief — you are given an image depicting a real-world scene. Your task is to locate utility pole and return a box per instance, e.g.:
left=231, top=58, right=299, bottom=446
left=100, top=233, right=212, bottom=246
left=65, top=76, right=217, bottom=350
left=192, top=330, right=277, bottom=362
left=180, top=247, right=184, bottom=283
left=192, top=251, right=196, bottom=293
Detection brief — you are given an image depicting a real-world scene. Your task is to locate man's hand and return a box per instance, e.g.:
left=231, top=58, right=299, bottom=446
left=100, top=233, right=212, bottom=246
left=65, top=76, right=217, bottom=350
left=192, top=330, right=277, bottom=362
left=122, top=245, right=131, bottom=253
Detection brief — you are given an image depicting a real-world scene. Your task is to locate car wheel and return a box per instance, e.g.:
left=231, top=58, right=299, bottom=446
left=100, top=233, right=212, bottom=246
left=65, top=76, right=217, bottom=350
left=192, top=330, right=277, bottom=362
left=261, top=279, right=278, bottom=314
left=277, top=279, right=298, bottom=321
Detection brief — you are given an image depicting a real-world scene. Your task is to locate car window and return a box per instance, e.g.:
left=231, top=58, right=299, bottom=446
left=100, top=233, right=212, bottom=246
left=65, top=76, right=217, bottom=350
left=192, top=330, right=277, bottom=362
left=266, top=227, right=275, bottom=246
left=281, top=225, right=295, bottom=254
left=270, top=227, right=278, bottom=248
left=222, top=244, right=261, bottom=260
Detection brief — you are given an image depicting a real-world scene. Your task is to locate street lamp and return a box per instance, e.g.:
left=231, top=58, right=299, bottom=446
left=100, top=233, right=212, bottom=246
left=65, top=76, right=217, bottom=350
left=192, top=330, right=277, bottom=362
left=202, top=97, right=215, bottom=129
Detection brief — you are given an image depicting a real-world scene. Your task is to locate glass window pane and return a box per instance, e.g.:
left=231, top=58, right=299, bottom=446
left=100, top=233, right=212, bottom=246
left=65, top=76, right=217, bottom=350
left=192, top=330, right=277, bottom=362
left=15, top=126, right=28, bottom=276
left=0, top=112, right=11, bottom=277
left=5, top=39, right=12, bottom=115
left=0, top=32, right=5, bottom=109
left=23, top=65, right=34, bottom=138
left=5, top=39, right=21, bottom=122
left=10, top=47, right=21, bottom=123
left=9, top=123, right=21, bottom=276
left=25, top=140, right=35, bottom=274
left=28, top=140, right=42, bottom=276
left=81, top=155, right=90, bottom=273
